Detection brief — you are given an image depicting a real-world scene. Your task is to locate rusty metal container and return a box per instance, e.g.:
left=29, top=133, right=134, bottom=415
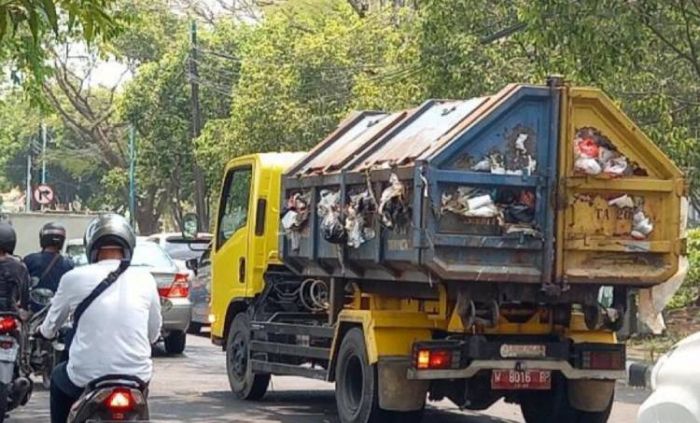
left=280, top=80, right=685, bottom=292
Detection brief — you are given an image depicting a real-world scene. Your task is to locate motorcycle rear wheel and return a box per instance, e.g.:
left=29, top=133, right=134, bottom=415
left=0, top=382, right=8, bottom=422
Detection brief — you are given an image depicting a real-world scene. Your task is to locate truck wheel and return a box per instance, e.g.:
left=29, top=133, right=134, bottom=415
left=336, top=328, right=383, bottom=423
left=164, top=330, right=187, bottom=354
left=335, top=328, right=424, bottom=423
left=226, top=314, right=270, bottom=400
left=520, top=378, right=613, bottom=423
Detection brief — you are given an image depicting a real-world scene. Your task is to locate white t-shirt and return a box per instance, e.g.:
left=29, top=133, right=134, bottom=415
left=40, top=259, right=162, bottom=387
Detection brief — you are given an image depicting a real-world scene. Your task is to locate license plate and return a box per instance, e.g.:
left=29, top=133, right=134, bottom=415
left=491, top=369, right=551, bottom=390
left=0, top=340, right=17, bottom=362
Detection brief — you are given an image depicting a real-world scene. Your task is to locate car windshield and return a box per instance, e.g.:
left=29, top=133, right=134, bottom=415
left=163, top=239, right=210, bottom=261
left=131, top=242, right=176, bottom=269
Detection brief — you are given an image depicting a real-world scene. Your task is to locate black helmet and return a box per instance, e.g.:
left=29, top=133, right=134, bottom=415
left=84, top=214, right=136, bottom=264
left=40, top=222, right=67, bottom=250
left=0, top=223, right=16, bottom=255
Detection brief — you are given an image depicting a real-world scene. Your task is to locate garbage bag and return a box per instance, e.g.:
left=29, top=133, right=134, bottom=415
left=379, top=174, right=406, bottom=228
left=574, top=157, right=602, bottom=175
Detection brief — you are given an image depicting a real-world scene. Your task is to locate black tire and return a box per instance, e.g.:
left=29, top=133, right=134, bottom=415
left=188, top=322, right=202, bottom=335
left=226, top=313, right=270, bottom=400
left=164, top=331, right=187, bottom=355
left=0, top=383, right=8, bottom=423
left=520, top=377, right=613, bottom=423
left=335, top=328, right=424, bottom=423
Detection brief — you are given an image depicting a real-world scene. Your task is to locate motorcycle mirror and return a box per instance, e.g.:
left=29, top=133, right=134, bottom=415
left=30, top=288, right=54, bottom=306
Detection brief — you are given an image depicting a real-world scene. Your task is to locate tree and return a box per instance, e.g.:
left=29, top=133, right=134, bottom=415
left=520, top=0, right=700, bottom=209
left=0, top=0, right=119, bottom=92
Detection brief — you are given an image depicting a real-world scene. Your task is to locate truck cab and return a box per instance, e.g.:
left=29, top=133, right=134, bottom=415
left=209, top=153, right=305, bottom=342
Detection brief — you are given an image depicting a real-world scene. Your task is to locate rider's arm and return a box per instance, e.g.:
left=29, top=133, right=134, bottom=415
left=147, top=277, right=162, bottom=344
left=18, top=264, right=30, bottom=311
left=39, top=274, right=72, bottom=338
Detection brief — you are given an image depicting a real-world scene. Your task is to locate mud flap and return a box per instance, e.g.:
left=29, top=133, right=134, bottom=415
left=567, top=379, right=615, bottom=412
left=378, top=357, right=428, bottom=411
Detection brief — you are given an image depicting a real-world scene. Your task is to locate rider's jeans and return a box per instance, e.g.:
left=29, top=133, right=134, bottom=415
left=50, top=362, right=82, bottom=423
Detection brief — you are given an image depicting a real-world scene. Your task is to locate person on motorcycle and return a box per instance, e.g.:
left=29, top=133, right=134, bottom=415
left=23, top=223, right=74, bottom=312
left=38, top=214, right=162, bottom=423
left=0, top=222, right=30, bottom=317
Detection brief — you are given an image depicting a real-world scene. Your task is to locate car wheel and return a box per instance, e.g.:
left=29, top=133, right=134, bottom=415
left=188, top=322, right=202, bottom=335
left=520, top=376, right=613, bottom=423
left=164, top=331, right=187, bottom=355
left=226, top=313, right=270, bottom=400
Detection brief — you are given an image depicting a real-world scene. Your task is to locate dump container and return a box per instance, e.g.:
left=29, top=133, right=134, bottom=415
left=280, top=80, right=685, bottom=290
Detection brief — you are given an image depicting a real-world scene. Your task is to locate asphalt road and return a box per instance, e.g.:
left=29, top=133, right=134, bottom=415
left=9, top=334, right=649, bottom=422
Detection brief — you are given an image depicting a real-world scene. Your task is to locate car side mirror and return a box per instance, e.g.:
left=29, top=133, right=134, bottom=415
left=185, top=258, right=199, bottom=274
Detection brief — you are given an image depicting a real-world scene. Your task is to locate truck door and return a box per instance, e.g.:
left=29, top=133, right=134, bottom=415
left=211, top=164, right=253, bottom=336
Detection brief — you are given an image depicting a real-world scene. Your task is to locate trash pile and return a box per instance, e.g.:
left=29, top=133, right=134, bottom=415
left=470, top=132, right=537, bottom=176
left=283, top=173, right=410, bottom=250
left=378, top=173, right=408, bottom=228
left=573, top=127, right=645, bottom=177
left=607, top=194, right=654, bottom=239
left=282, top=192, right=311, bottom=251
left=317, top=190, right=345, bottom=244
left=440, top=186, right=540, bottom=237
left=345, top=190, right=376, bottom=248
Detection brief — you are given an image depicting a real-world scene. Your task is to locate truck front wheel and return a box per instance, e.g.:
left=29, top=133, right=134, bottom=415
left=335, top=328, right=424, bottom=423
left=519, top=377, right=613, bottom=423
left=226, top=313, right=270, bottom=400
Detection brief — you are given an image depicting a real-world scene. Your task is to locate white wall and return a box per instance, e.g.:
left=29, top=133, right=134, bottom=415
left=4, top=212, right=97, bottom=257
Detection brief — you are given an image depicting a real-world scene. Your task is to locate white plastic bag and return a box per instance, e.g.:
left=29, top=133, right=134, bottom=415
left=574, top=157, right=602, bottom=175
left=603, top=156, right=628, bottom=176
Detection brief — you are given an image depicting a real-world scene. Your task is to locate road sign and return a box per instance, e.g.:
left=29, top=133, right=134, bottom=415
left=33, top=184, right=54, bottom=205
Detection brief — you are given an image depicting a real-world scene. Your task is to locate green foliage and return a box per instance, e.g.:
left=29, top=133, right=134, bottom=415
left=669, top=228, right=700, bottom=309
left=0, top=0, right=119, bottom=87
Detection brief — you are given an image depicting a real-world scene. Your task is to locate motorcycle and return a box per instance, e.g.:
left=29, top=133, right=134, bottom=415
left=67, top=374, right=149, bottom=422
left=0, top=312, right=32, bottom=422
left=27, top=287, right=64, bottom=389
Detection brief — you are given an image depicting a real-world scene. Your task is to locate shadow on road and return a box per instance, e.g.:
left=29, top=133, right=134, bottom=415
left=148, top=388, right=518, bottom=423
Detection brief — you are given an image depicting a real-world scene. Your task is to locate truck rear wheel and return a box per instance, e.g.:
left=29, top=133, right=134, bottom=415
left=335, top=328, right=424, bottom=423
left=226, top=313, right=270, bottom=400
left=519, top=377, right=614, bottom=423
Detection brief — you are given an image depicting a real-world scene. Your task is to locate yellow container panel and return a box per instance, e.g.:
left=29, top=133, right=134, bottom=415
left=557, top=87, right=685, bottom=287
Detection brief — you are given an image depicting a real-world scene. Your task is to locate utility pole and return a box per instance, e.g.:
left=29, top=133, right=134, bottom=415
left=25, top=154, right=31, bottom=212
left=129, top=125, right=137, bottom=229
left=189, top=20, right=208, bottom=232
left=41, top=122, right=47, bottom=184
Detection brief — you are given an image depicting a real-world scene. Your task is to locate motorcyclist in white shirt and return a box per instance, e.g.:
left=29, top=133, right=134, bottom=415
left=37, top=214, right=162, bottom=423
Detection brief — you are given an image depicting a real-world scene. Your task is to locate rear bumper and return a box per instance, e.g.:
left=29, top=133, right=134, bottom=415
left=191, top=303, right=210, bottom=325
left=407, top=359, right=626, bottom=380
left=161, top=297, right=192, bottom=333
left=407, top=338, right=626, bottom=381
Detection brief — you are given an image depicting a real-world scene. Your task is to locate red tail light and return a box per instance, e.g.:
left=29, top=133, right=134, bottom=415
left=415, top=349, right=455, bottom=370
left=0, top=317, right=17, bottom=333
left=581, top=350, right=625, bottom=370
left=104, top=388, right=134, bottom=416
left=158, top=273, right=190, bottom=298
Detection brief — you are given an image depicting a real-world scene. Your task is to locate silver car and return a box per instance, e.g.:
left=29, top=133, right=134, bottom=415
left=132, top=241, right=192, bottom=354
left=64, top=238, right=192, bottom=354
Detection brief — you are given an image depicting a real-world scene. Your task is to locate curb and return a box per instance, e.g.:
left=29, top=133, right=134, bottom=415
left=626, top=360, right=652, bottom=389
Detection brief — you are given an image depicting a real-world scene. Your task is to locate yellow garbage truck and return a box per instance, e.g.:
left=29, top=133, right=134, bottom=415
left=205, top=78, right=686, bottom=423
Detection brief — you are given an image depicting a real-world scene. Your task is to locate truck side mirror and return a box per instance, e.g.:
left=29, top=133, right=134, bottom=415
left=182, top=213, right=199, bottom=240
